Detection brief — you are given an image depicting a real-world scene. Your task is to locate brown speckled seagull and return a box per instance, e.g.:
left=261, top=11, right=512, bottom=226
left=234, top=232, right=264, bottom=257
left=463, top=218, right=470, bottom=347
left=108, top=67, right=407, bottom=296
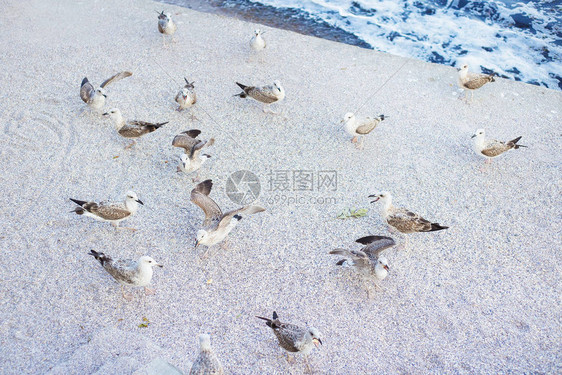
left=191, top=180, right=265, bottom=257
left=103, top=108, right=168, bottom=148
left=369, top=191, right=448, bottom=247
left=70, top=191, right=143, bottom=230
left=256, top=311, right=322, bottom=372
left=172, top=129, right=214, bottom=181
left=457, top=64, right=495, bottom=102
left=88, top=250, right=162, bottom=300
left=189, top=334, right=224, bottom=375
left=472, top=128, right=526, bottom=165
left=330, top=235, right=395, bottom=297
left=80, top=71, right=132, bottom=111
left=234, top=80, right=285, bottom=113
left=175, top=78, right=197, bottom=112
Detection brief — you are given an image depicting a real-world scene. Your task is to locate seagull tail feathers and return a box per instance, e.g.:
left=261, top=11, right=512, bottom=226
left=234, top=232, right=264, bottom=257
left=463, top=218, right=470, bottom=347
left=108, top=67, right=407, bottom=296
left=88, top=250, right=109, bottom=266
left=429, top=223, right=448, bottom=232
left=509, top=136, right=526, bottom=149
left=81, top=77, right=89, bottom=87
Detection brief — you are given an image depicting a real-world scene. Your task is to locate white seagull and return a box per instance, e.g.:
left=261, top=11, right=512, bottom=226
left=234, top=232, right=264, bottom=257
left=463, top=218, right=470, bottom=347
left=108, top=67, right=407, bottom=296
left=70, top=191, right=143, bottom=230
left=189, top=334, right=224, bottom=375
left=172, top=129, right=214, bottom=180
left=80, top=71, right=132, bottom=111
left=157, top=11, right=177, bottom=46
left=472, top=128, right=526, bottom=164
left=341, top=112, right=386, bottom=149
left=234, top=80, right=285, bottom=113
left=457, top=64, right=496, bottom=102
left=191, top=179, right=265, bottom=257
left=250, top=29, right=266, bottom=51
left=88, top=250, right=162, bottom=300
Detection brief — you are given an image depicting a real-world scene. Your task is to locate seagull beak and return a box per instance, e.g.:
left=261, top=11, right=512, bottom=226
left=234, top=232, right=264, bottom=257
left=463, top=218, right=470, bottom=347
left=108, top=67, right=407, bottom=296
left=471, top=134, right=476, bottom=138
left=194, top=239, right=199, bottom=248
left=136, top=199, right=144, bottom=205
left=313, top=338, right=322, bottom=347
left=456, top=67, right=461, bottom=72
left=156, top=263, right=163, bottom=268
left=368, top=195, right=380, bottom=203
left=383, top=264, right=390, bottom=271
left=102, top=94, right=107, bottom=98
left=102, top=112, right=109, bottom=116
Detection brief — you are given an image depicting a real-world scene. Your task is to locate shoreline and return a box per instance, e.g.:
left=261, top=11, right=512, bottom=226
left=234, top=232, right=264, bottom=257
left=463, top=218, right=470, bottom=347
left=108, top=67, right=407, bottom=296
left=0, top=0, right=561, bottom=373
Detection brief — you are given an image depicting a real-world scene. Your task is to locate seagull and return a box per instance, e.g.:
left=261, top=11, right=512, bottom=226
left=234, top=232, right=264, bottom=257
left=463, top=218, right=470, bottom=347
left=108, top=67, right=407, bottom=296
left=369, top=191, right=448, bottom=247
left=330, top=235, right=394, bottom=297
left=189, top=334, right=224, bottom=375
left=256, top=311, right=322, bottom=372
left=157, top=11, right=177, bottom=46
left=250, top=29, right=266, bottom=51
left=341, top=113, right=386, bottom=149
left=70, top=191, right=143, bottom=230
left=234, top=80, right=285, bottom=113
left=457, top=64, right=495, bottom=102
left=80, top=71, right=132, bottom=111
left=175, top=78, right=197, bottom=112
left=472, top=128, right=526, bottom=165
left=191, top=179, right=265, bottom=257
left=172, top=129, right=214, bottom=180
left=103, top=108, right=168, bottom=148
left=88, top=250, right=162, bottom=300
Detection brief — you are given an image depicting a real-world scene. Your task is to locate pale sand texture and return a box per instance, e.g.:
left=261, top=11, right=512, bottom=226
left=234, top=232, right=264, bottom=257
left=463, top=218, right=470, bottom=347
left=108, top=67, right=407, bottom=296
left=0, top=0, right=561, bottom=374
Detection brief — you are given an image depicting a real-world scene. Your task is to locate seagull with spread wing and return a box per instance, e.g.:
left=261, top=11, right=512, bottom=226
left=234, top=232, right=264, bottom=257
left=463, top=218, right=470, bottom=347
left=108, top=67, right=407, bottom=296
left=330, top=235, right=394, bottom=297
left=172, top=129, right=214, bottom=181
left=80, top=71, right=132, bottom=111
left=190, top=179, right=265, bottom=257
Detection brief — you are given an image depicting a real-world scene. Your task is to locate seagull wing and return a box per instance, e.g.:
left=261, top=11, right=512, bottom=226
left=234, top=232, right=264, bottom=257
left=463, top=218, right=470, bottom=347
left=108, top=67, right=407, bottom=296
left=80, top=78, right=95, bottom=103
left=172, top=129, right=202, bottom=153
left=248, top=86, right=279, bottom=104
left=387, top=207, right=433, bottom=233
left=218, top=205, right=265, bottom=229
left=103, top=258, right=138, bottom=284
left=190, top=180, right=223, bottom=227
left=480, top=139, right=510, bottom=157
left=91, top=203, right=132, bottom=221
left=356, top=235, right=396, bottom=257
left=355, top=118, right=380, bottom=135
left=100, top=71, right=132, bottom=88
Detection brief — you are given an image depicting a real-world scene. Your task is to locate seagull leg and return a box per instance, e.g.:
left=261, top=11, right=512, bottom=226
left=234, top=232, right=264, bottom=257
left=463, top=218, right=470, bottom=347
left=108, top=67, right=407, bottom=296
left=124, top=140, right=136, bottom=150
left=221, top=238, right=230, bottom=251
left=357, top=137, right=365, bottom=150
left=192, top=173, right=201, bottom=183
left=351, top=136, right=358, bottom=144
left=304, top=355, right=313, bottom=374
left=121, top=285, right=134, bottom=301
left=144, top=286, right=156, bottom=295
left=117, top=226, right=138, bottom=232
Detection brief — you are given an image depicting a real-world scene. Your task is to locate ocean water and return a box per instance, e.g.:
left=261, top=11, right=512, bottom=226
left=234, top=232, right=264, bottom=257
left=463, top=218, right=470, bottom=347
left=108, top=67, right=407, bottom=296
left=166, top=0, right=562, bottom=90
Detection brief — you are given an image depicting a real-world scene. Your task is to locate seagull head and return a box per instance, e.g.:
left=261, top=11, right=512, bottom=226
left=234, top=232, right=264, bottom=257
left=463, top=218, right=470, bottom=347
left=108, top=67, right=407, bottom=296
left=457, top=63, right=469, bottom=73
left=254, top=29, right=263, bottom=36
left=195, top=229, right=208, bottom=247
left=341, top=112, right=355, bottom=124
left=102, top=108, right=122, bottom=121
left=180, top=153, right=190, bottom=168
left=158, top=11, right=170, bottom=21
left=471, top=128, right=485, bottom=139
left=273, top=80, right=283, bottom=92
left=198, top=333, right=212, bottom=351
left=180, top=87, right=189, bottom=100
left=96, top=88, right=107, bottom=98
left=308, top=327, right=323, bottom=348
left=368, top=191, right=390, bottom=204
left=126, top=190, right=144, bottom=205
left=140, top=256, right=163, bottom=268
left=375, top=256, right=390, bottom=280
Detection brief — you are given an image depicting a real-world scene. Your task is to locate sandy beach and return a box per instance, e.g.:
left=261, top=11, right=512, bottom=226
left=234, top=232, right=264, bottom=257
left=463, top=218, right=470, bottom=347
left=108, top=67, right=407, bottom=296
left=0, top=0, right=561, bottom=373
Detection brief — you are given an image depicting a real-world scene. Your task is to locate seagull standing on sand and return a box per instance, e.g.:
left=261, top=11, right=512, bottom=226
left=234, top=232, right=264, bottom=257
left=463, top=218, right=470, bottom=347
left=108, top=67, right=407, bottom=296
left=256, top=311, right=322, bottom=372
left=88, top=250, right=162, bottom=300
left=330, top=235, right=394, bottom=297
left=457, top=64, right=495, bottom=101
left=472, top=129, right=526, bottom=164
left=70, top=191, right=143, bottom=230
left=234, top=80, right=285, bottom=113
left=341, top=112, right=386, bottom=149
left=369, top=191, right=448, bottom=247
left=80, top=71, right=132, bottom=111
left=189, top=334, right=224, bottom=375
left=172, top=129, right=214, bottom=181
left=250, top=29, right=266, bottom=51
left=103, top=108, right=168, bottom=148
left=175, top=78, right=197, bottom=112
left=191, top=179, right=265, bottom=257
left=157, top=11, right=177, bottom=46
